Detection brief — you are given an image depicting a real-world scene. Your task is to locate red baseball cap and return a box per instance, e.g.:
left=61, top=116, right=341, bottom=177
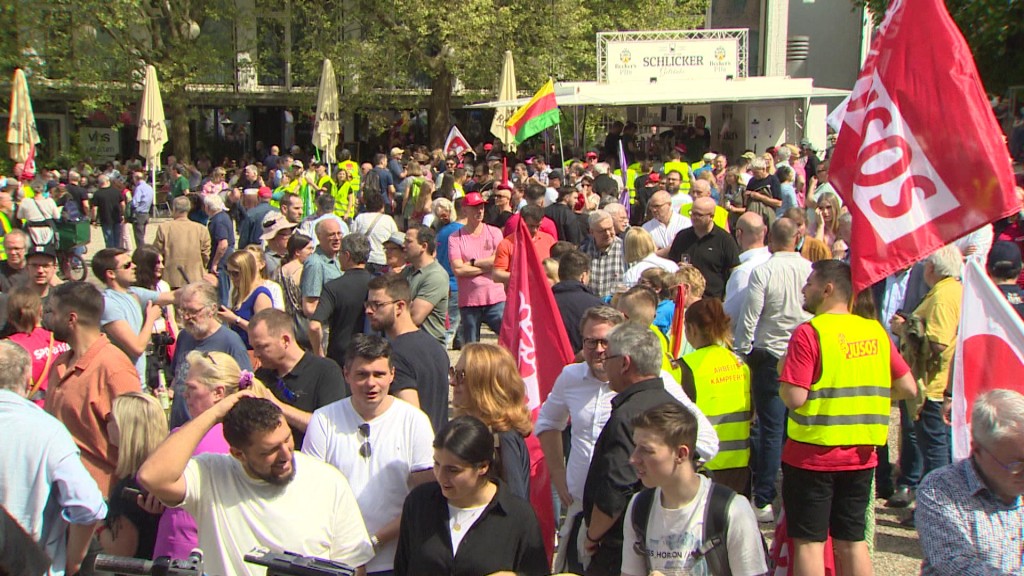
left=647, top=173, right=661, bottom=183
left=463, top=192, right=486, bottom=207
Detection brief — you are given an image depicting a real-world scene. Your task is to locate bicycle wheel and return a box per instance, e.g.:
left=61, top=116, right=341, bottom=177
left=65, top=253, right=87, bottom=281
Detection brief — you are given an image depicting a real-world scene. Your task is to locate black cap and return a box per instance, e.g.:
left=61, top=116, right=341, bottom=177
left=27, top=244, right=57, bottom=260
left=987, top=240, right=1023, bottom=278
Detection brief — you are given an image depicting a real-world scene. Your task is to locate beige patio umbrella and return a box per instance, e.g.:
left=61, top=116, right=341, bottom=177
left=7, top=68, right=40, bottom=164
left=137, top=65, right=167, bottom=174
left=312, top=58, right=340, bottom=164
left=489, top=50, right=517, bottom=153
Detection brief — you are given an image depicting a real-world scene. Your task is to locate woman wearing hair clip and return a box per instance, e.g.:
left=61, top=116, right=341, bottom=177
left=151, top=350, right=251, bottom=560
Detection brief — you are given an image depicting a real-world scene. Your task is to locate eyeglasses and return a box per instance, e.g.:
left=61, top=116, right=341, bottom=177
left=583, top=338, right=610, bottom=350
left=181, top=306, right=209, bottom=318
left=448, top=367, right=465, bottom=384
left=364, top=300, right=398, bottom=311
left=358, top=423, right=372, bottom=459
left=978, top=443, right=1024, bottom=475
left=275, top=378, right=297, bottom=403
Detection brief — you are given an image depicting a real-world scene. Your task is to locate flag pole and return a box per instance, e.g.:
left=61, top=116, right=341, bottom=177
left=556, top=122, right=566, bottom=170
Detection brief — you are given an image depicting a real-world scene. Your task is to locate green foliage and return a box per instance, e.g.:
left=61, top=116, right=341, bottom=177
left=856, top=0, right=1024, bottom=94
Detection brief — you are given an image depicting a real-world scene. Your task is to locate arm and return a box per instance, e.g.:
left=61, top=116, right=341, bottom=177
left=200, top=228, right=212, bottom=270
left=892, top=371, right=918, bottom=401
left=372, top=470, right=433, bottom=548
left=409, top=298, right=436, bottom=326
left=302, top=297, right=320, bottom=318
left=736, top=268, right=767, bottom=354
left=138, top=391, right=249, bottom=505
left=780, top=381, right=809, bottom=410
left=538, top=429, right=571, bottom=507
left=394, top=388, right=420, bottom=408
left=103, top=304, right=161, bottom=359
left=308, top=320, right=325, bottom=357
left=210, top=239, right=228, bottom=270
left=67, top=523, right=99, bottom=575
left=251, top=380, right=314, bottom=432
left=749, top=190, right=783, bottom=208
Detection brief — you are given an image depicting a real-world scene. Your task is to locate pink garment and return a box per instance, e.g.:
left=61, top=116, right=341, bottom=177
left=8, top=327, right=70, bottom=407
left=448, top=224, right=507, bottom=307
left=152, top=423, right=230, bottom=560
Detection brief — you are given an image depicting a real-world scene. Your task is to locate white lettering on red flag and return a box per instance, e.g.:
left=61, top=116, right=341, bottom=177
left=444, top=125, right=471, bottom=158
left=951, top=260, right=1024, bottom=460
left=829, top=0, right=1018, bottom=292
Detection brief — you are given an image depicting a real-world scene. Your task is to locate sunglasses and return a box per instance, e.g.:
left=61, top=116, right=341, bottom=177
left=358, top=423, right=372, bottom=459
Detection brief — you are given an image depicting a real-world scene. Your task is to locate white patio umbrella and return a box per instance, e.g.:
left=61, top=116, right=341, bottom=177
left=138, top=65, right=167, bottom=176
left=7, top=68, right=40, bottom=164
left=312, top=58, right=340, bottom=165
left=489, top=50, right=518, bottom=153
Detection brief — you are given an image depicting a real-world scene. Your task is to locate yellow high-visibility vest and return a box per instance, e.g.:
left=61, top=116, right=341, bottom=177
left=339, top=160, right=360, bottom=188
left=683, top=345, right=751, bottom=470
left=653, top=325, right=682, bottom=385
left=788, top=314, right=892, bottom=447
left=663, top=161, right=691, bottom=193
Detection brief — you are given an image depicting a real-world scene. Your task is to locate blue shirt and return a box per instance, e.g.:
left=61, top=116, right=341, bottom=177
left=208, top=211, right=236, bottom=271
left=775, top=182, right=799, bottom=218
left=917, top=456, right=1024, bottom=575
left=132, top=180, right=154, bottom=212
left=436, top=221, right=464, bottom=293
left=168, top=324, right=252, bottom=428
left=300, top=248, right=342, bottom=299
left=101, top=287, right=160, bottom=384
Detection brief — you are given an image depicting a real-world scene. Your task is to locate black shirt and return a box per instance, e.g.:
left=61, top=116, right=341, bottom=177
left=545, top=203, right=583, bottom=244
left=0, top=261, right=27, bottom=293
left=65, top=183, right=90, bottom=214
left=311, top=268, right=372, bottom=367
left=552, top=280, right=604, bottom=354
left=389, top=329, right=450, bottom=434
left=997, top=284, right=1024, bottom=320
left=746, top=174, right=782, bottom=201
left=667, top=226, right=740, bottom=299
left=582, top=378, right=684, bottom=562
left=92, top=186, right=123, bottom=227
left=394, top=481, right=548, bottom=576
left=256, top=352, right=346, bottom=447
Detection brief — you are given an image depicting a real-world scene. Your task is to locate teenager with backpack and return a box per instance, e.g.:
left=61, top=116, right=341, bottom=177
left=622, top=402, right=769, bottom=576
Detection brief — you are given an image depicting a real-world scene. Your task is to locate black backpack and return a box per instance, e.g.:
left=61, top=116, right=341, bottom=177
left=630, top=482, right=770, bottom=576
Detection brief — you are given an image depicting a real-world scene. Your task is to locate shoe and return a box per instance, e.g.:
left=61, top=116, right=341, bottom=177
left=754, top=503, right=774, bottom=523
left=886, top=486, right=915, bottom=508
left=876, top=483, right=895, bottom=500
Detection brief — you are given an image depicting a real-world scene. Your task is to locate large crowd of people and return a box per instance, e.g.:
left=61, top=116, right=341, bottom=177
left=2, top=127, right=1023, bottom=576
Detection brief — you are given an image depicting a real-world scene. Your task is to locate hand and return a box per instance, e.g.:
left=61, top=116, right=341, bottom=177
left=144, top=301, right=163, bottom=325
left=216, top=306, right=237, bottom=324
left=889, top=314, right=906, bottom=336
left=942, top=397, right=953, bottom=426
left=137, top=492, right=166, bottom=515
left=962, top=244, right=978, bottom=256
left=202, top=272, right=219, bottom=286
left=555, top=484, right=574, bottom=509
left=211, top=389, right=257, bottom=420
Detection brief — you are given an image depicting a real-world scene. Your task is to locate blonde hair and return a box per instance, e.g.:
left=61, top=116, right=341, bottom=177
left=112, top=392, right=168, bottom=478
left=671, top=264, right=706, bottom=299
left=455, top=344, right=533, bottom=437
left=226, top=250, right=260, bottom=308
left=624, top=227, right=657, bottom=264
left=185, top=350, right=242, bottom=396
left=817, top=192, right=842, bottom=238
left=245, top=244, right=270, bottom=280
left=542, top=258, right=559, bottom=285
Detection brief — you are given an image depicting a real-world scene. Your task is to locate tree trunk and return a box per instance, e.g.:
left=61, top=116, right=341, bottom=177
left=167, top=89, right=192, bottom=163
left=428, top=65, right=453, bottom=149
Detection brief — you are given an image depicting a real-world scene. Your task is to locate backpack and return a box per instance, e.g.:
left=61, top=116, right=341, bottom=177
left=361, top=168, right=383, bottom=203
left=631, top=482, right=770, bottom=576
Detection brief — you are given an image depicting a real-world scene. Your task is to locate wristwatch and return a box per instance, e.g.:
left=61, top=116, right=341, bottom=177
left=370, top=534, right=381, bottom=552
left=470, top=258, right=477, bottom=267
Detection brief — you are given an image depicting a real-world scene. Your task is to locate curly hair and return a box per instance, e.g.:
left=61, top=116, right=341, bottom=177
left=454, top=343, right=532, bottom=437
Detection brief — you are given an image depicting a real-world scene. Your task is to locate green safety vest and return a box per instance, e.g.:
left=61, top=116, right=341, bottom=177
left=788, top=314, right=892, bottom=447
left=683, top=345, right=751, bottom=470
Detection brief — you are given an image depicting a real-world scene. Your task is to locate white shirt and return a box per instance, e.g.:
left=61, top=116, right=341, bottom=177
left=723, top=246, right=772, bottom=336
left=302, top=398, right=434, bottom=573
left=735, top=251, right=813, bottom=358
left=353, top=212, right=399, bottom=266
left=299, top=214, right=350, bottom=249
left=544, top=186, right=559, bottom=207
left=620, top=476, right=769, bottom=576
left=535, top=363, right=719, bottom=502
left=623, top=253, right=680, bottom=286
left=642, top=214, right=692, bottom=250
left=954, top=224, right=994, bottom=263
left=669, top=192, right=694, bottom=215
left=180, top=451, right=374, bottom=576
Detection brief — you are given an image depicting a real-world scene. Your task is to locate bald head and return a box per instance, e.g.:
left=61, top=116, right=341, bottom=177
left=736, top=212, right=766, bottom=250
left=648, top=191, right=672, bottom=224
left=770, top=217, right=799, bottom=252
left=691, top=179, right=711, bottom=198
left=691, top=197, right=718, bottom=236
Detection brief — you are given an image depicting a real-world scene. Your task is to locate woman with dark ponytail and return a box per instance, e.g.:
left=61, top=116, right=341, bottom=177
left=394, top=415, right=547, bottom=576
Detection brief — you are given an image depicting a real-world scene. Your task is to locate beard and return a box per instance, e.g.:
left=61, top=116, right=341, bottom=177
left=249, top=455, right=297, bottom=486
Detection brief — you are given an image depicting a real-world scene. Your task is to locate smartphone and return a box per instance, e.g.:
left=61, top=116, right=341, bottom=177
left=122, top=487, right=146, bottom=501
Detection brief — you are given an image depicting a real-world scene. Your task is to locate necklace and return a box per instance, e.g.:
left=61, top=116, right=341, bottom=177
left=449, top=503, right=486, bottom=532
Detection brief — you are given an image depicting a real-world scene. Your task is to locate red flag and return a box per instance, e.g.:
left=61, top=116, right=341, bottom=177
left=951, top=259, right=1024, bottom=459
left=668, top=284, right=688, bottom=358
left=20, top=146, right=36, bottom=181
left=498, top=216, right=575, bottom=561
left=443, top=125, right=471, bottom=158
left=829, top=0, right=1017, bottom=293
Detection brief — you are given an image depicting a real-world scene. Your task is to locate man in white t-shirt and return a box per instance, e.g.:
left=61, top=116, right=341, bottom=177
left=139, top=395, right=374, bottom=576
left=642, top=191, right=692, bottom=257
left=621, top=403, right=767, bottom=576
left=303, top=334, right=435, bottom=576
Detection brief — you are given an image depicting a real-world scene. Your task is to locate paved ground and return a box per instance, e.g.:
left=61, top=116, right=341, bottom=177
left=105, top=218, right=923, bottom=572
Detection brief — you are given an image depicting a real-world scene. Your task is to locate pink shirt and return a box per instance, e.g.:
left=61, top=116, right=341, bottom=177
left=8, top=327, right=70, bottom=407
left=152, top=423, right=230, bottom=559
left=449, top=224, right=507, bottom=307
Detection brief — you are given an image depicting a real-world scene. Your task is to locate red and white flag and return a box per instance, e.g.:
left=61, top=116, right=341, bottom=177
left=443, top=125, right=472, bottom=158
left=829, top=0, right=1018, bottom=293
left=499, top=217, right=575, bottom=561
left=951, top=259, right=1024, bottom=460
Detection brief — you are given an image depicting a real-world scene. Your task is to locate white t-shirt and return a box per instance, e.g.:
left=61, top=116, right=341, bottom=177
left=620, top=476, right=768, bottom=576
left=447, top=502, right=488, bottom=554
left=642, top=214, right=692, bottom=250
left=670, top=192, right=694, bottom=215
left=180, top=451, right=374, bottom=576
left=353, top=212, right=399, bottom=265
left=302, top=398, right=434, bottom=573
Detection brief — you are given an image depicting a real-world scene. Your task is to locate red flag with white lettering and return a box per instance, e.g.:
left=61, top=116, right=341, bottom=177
left=951, top=259, right=1024, bottom=460
left=829, top=0, right=1018, bottom=293
left=498, top=216, right=575, bottom=562
left=443, top=125, right=472, bottom=158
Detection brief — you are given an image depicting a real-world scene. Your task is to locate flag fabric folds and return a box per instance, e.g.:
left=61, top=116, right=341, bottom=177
left=498, top=216, right=575, bottom=561
left=505, top=79, right=559, bottom=145
left=443, top=125, right=471, bottom=158
left=668, top=284, right=689, bottom=359
left=951, top=259, right=1024, bottom=460
left=828, top=0, right=1018, bottom=293
left=618, top=140, right=631, bottom=220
